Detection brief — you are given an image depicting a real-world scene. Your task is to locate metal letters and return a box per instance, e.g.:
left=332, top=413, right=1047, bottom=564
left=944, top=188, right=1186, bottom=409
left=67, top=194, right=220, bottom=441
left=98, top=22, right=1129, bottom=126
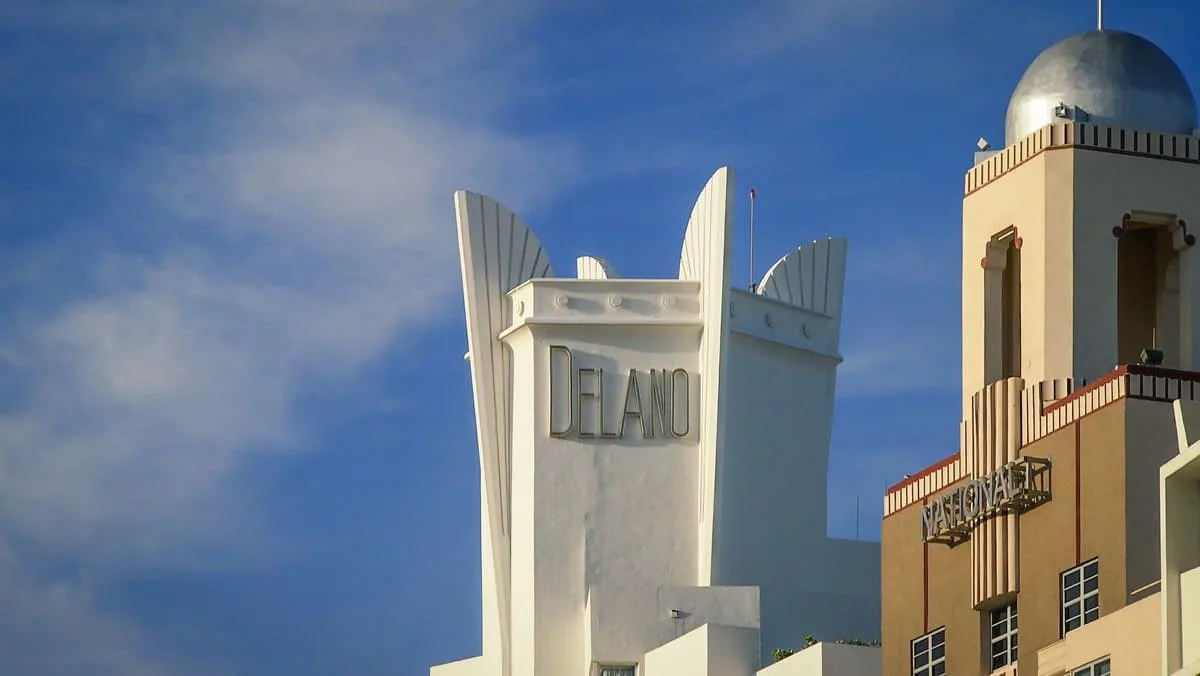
left=548, top=345, right=691, bottom=440
left=920, top=456, right=1052, bottom=546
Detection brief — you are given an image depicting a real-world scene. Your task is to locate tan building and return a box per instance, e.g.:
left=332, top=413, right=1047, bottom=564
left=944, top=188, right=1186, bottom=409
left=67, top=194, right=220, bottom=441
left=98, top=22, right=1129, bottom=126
left=880, top=28, right=1200, bottom=676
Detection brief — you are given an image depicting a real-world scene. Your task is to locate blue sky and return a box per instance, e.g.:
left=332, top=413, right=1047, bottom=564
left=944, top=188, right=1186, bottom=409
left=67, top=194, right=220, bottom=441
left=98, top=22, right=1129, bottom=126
left=0, top=0, right=1198, bottom=674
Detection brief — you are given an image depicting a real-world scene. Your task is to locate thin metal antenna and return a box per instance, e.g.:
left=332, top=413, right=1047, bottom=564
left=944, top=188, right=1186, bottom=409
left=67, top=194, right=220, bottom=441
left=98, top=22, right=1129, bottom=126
left=748, top=188, right=757, bottom=291
left=1098, top=0, right=1103, bottom=30
left=855, top=494, right=860, bottom=540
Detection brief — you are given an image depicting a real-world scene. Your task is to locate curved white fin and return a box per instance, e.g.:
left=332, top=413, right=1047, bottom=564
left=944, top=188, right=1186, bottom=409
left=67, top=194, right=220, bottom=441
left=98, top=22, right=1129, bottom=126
left=757, top=237, right=848, bottom=320
left=575, top=255, right=620, bottom=279
left=454, top=189, right=553, bottom=676
left=678, top=167, right=734, bottom=586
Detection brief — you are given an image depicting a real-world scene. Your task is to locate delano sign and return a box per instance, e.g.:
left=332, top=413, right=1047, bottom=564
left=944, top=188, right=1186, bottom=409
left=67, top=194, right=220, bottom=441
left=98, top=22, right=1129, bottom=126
left=548, top=345, right=691, bottom=440
left=920, top=456, right=1051, bottom=546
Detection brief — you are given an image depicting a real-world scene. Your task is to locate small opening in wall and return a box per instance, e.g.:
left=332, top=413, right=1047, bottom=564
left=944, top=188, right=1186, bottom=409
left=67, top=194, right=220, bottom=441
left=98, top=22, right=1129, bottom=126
left=1117, top=219, right=1179, bottom=367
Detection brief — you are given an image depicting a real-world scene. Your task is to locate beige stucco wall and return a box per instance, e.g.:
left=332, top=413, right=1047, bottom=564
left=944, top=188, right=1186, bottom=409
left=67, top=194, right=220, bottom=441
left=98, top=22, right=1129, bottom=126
left=963, top=127, right=1200, bottom=416
left=1036, top=592, right=1161, bottom=676
left=879, top=397, right=1178, bottom=676
left=962, top=151, right=1050, bottom=416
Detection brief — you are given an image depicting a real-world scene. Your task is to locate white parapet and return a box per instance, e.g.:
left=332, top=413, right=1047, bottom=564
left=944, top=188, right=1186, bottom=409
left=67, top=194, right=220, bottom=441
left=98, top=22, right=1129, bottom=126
left=642, top=624, right=760, bottom=676
left=756, top=643, right=880, bottom=676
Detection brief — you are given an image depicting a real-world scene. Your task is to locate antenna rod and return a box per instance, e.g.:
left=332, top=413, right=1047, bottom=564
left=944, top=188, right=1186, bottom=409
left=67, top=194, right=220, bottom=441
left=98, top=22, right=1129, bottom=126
left=748, top=188, right=757, bottom=290
left=1098, top=0, right=1103, bottom=31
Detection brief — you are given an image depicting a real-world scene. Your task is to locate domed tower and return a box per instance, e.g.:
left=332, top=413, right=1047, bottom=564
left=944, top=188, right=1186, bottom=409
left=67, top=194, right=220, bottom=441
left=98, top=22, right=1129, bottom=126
left=962, top=28, right=1200, bottom=412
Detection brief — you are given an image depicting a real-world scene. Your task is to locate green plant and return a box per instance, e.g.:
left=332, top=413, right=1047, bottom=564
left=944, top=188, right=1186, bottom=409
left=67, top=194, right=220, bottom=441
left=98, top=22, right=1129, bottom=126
left=771, top=648, right=795, bottom=662
left=772, top=635, right=881, bottom=661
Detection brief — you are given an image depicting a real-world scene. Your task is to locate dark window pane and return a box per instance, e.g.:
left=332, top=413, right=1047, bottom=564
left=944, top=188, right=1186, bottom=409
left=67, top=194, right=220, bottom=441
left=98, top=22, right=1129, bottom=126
left=1084, top=606, right=1100, bottom=623
left=933, top=662, right=946, bottom=676
left=1084, top=575, right=1099, bottom=593
left=1066, top=604, right=1082, bottom=620
left=1065, top=584, right=1081, bottom=601
left=914, top=652, right=928, bottom=668
left=1064, top=570, right=1080, bottom=586
left=1066, top=616, right=1082, bottom=631
left=1084, top=595, right=1099, bottom=612
left=932, top=644, right=945, bottom=660
left=1085, top=561, right=1099, bottom=578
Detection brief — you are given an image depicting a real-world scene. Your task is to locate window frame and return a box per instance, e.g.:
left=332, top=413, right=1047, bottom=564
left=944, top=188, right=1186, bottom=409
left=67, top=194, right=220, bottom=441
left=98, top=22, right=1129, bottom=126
left=988, top=602, right=1018, bottom=670
left=1072, top=656, right=1111, bottom=676
left=594, top=664, right=637, bottom=676
left=1061, top=558, right=1100, bottom=637
left=911, top=626, right=947, bottom=676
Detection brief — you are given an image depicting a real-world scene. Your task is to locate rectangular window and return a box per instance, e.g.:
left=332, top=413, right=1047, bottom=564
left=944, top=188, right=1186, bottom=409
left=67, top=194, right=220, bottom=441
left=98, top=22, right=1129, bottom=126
left=1061, top=558, right=1100, bottom=636
left=596, top=666, right=636, bottom=676
left=989, top=603, right=1018, bottom=669
left=1073, top=657, right=1111, bottom=676
left=911, top=627, right=946, bottom=676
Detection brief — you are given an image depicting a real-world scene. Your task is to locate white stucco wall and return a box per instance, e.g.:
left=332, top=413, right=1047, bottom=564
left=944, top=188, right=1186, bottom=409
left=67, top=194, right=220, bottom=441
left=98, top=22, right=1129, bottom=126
left=436, top=167, right=880, bottom=676
left=642, top=624, right=760, bottom=676
left=716, top=293, right=881, bottom=659
left=756, top=643, right=881, bottom=676
left=507, top=311, right=705, bottom=674
left=1180, top=565, right=1200, bottom=670
left=1164, top=400, right=1200, bottom=676
left=430, top=656, right=487, bottom=676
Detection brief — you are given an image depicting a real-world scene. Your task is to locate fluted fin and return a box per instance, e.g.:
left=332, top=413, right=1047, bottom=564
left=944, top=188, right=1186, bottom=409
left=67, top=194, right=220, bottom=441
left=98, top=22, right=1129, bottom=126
left=678, top=167, right=734, bottom=586
left=576, top=255, right=620, bottom=279
left=454, top=189, right=554, bottom=676
left=757, top=237, right=848, bottom=319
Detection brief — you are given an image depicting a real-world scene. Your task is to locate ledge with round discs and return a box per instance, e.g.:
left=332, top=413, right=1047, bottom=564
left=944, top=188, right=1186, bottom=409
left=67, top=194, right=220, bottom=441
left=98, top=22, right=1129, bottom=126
left=499, top=279, right=703, bottom=339
left=727, top=288, right=841, bottom=361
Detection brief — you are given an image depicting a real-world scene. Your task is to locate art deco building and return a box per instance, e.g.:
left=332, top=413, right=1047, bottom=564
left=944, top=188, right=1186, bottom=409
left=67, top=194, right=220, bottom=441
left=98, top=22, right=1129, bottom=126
left=881, top=29, right=1200, bottom=676
left=431, top=168, right=880, bottom=676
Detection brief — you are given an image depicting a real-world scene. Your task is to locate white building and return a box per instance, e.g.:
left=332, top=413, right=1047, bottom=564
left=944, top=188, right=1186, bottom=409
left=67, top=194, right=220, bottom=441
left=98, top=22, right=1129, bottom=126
left=1163, top=400, right=1200, bottom=676
left=431, top=167, right=880, bottom=676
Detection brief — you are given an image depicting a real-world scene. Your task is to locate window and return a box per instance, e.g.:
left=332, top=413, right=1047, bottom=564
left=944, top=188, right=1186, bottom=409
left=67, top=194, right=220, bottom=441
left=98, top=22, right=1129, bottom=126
left=989, top=603, right=1018, bottom=669
left=1073, top=657, right=1111, bottom=676
left=911, top=627, right=946, bottom=676
left=596, top=665, right=635, bottom=676
left=1062, top=558, right=1100, bottom=636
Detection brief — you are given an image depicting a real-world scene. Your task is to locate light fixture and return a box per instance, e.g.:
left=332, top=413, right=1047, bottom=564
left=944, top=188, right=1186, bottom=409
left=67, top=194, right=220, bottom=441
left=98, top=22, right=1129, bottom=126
left=977, top=137, right=991, bottom=151
left=1139, top=348, right=1164, bottom=366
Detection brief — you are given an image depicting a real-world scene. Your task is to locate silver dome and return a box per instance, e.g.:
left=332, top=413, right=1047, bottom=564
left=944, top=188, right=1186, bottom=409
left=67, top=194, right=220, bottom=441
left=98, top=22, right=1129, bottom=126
left=1005, top=30, right=1197, bottom=146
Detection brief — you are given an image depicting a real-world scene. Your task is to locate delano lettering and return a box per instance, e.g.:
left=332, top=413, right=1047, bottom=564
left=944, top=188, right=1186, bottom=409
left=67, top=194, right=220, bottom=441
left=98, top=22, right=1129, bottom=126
left=548, top=345, right=690, bottom=440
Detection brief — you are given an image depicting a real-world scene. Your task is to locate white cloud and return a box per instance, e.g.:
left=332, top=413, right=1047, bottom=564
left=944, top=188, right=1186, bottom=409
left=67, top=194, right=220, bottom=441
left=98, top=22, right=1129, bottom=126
left=0, top=1, right=572, bottom=672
